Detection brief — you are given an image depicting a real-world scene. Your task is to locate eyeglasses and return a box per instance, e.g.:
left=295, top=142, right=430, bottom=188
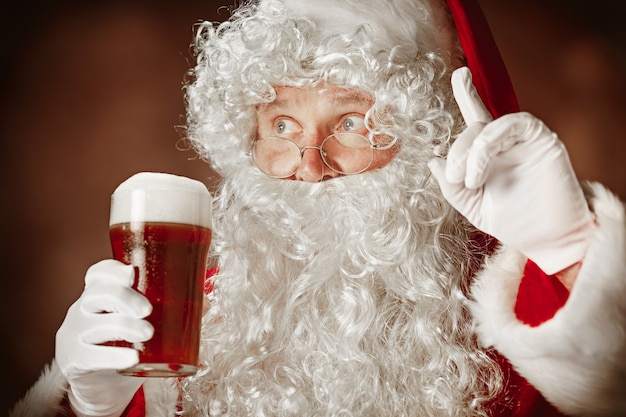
left=249, top=133, right=390, bottom=178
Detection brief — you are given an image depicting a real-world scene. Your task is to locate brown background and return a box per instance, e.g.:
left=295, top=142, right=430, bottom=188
left=1, top=0, right=625, bottom=412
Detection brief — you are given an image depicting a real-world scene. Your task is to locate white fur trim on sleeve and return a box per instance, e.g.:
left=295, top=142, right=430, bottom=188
left=9, top=360, right=68, bottom=417
left=470, top=182, right=626, bottom=417
left=8, top=360, right=180, bottom=417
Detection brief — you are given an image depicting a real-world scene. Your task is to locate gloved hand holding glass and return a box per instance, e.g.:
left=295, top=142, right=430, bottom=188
left=55, top=172, right=212, bottom=416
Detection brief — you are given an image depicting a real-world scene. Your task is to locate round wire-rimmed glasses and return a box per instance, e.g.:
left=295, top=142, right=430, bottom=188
left=249, top=133, right=389, bottom=178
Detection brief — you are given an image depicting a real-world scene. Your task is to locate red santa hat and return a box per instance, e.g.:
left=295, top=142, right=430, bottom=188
left=444, top=0, right=519, bottom=117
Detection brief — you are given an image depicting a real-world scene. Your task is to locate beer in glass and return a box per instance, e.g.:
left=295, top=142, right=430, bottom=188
left=109, top=172, right=212, bottom=377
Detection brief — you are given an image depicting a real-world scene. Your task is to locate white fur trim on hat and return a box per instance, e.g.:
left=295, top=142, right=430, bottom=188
left=470, top=182, right=626, bottom=417
left=270, top=0, right=460, bottom=63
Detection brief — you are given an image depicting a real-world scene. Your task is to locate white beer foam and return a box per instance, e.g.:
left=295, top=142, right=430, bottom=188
left=110, top=172, right=212, bottom=228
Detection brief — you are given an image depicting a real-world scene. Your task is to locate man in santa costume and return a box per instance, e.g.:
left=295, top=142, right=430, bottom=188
left=11, top=0, right=626, bottom=416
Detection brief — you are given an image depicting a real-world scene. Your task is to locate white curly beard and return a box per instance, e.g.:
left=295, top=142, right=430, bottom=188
left=181, top=155, right=503, bottom=417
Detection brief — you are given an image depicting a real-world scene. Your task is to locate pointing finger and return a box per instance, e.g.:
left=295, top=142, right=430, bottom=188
left=451, top=67, right=493, bottom=125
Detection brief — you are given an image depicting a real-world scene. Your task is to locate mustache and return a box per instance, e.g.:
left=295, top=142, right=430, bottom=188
left=214, top=167, right=412, bottom=255
left=211, top=160, right=459, bottom=284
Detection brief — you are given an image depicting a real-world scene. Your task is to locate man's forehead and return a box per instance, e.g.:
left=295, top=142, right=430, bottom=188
left=260, top=85, right=373, bottom=110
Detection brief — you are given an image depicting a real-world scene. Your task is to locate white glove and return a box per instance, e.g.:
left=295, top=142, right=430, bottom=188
left=428, top=67, right=596, bottom=275
left=56, top=260, right=154, bottom=417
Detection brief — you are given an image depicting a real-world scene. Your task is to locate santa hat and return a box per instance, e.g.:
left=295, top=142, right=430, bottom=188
left=278, top=0, right=519, bottom=118
left=444, top=0, right=519, bottom=117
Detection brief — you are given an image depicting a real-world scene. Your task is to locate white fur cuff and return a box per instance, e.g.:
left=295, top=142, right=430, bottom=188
left=9, top=360, right=67, bottom=417
left=470, top=182, right=626, bottom=417
left=9, top=360, right=179, bottom=417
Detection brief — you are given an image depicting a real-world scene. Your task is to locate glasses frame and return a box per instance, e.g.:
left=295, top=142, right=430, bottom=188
left=249, top=133, right=393, bottom=179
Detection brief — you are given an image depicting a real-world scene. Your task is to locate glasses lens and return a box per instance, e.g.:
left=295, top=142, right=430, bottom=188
left=321, top=133, right=373, bottom=174
left=253, top=137, right=301, bottom=178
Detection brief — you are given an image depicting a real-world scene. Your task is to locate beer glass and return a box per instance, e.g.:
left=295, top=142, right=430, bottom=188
left=109, top=172, right=212, bottom=377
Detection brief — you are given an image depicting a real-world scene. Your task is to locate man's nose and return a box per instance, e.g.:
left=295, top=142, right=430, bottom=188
left=294, top=147, right=339, bottom=182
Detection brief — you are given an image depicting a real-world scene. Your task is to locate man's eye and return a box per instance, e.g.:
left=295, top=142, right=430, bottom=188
left=340, top=115, right=366, bottom=132
left=275, top=118, right=299, bottom=135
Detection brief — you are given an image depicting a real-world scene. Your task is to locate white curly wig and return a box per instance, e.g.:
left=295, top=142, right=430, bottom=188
left=184, top=0, right=466, bottom=178
left=181, top=1, right=507, bottom=416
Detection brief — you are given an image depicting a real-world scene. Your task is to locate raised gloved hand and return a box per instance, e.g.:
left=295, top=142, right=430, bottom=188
left=428, top=67, right=596, bottom=275
left=56, top=260, right=153, bottom=417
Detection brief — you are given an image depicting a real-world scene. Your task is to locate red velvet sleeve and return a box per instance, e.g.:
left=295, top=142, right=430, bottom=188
left=117, top=386, right=146, bottom=417
left=484, top=259, right=571, bottom=417
left=514, top=259, right=570, bottom=327
left=205, top=266, right=218, bottom=294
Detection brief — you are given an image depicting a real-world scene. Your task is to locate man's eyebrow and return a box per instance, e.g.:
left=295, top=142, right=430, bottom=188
left=330, top=90, right=373, bottom=105
left=259, top=98, right=287, bottom=111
